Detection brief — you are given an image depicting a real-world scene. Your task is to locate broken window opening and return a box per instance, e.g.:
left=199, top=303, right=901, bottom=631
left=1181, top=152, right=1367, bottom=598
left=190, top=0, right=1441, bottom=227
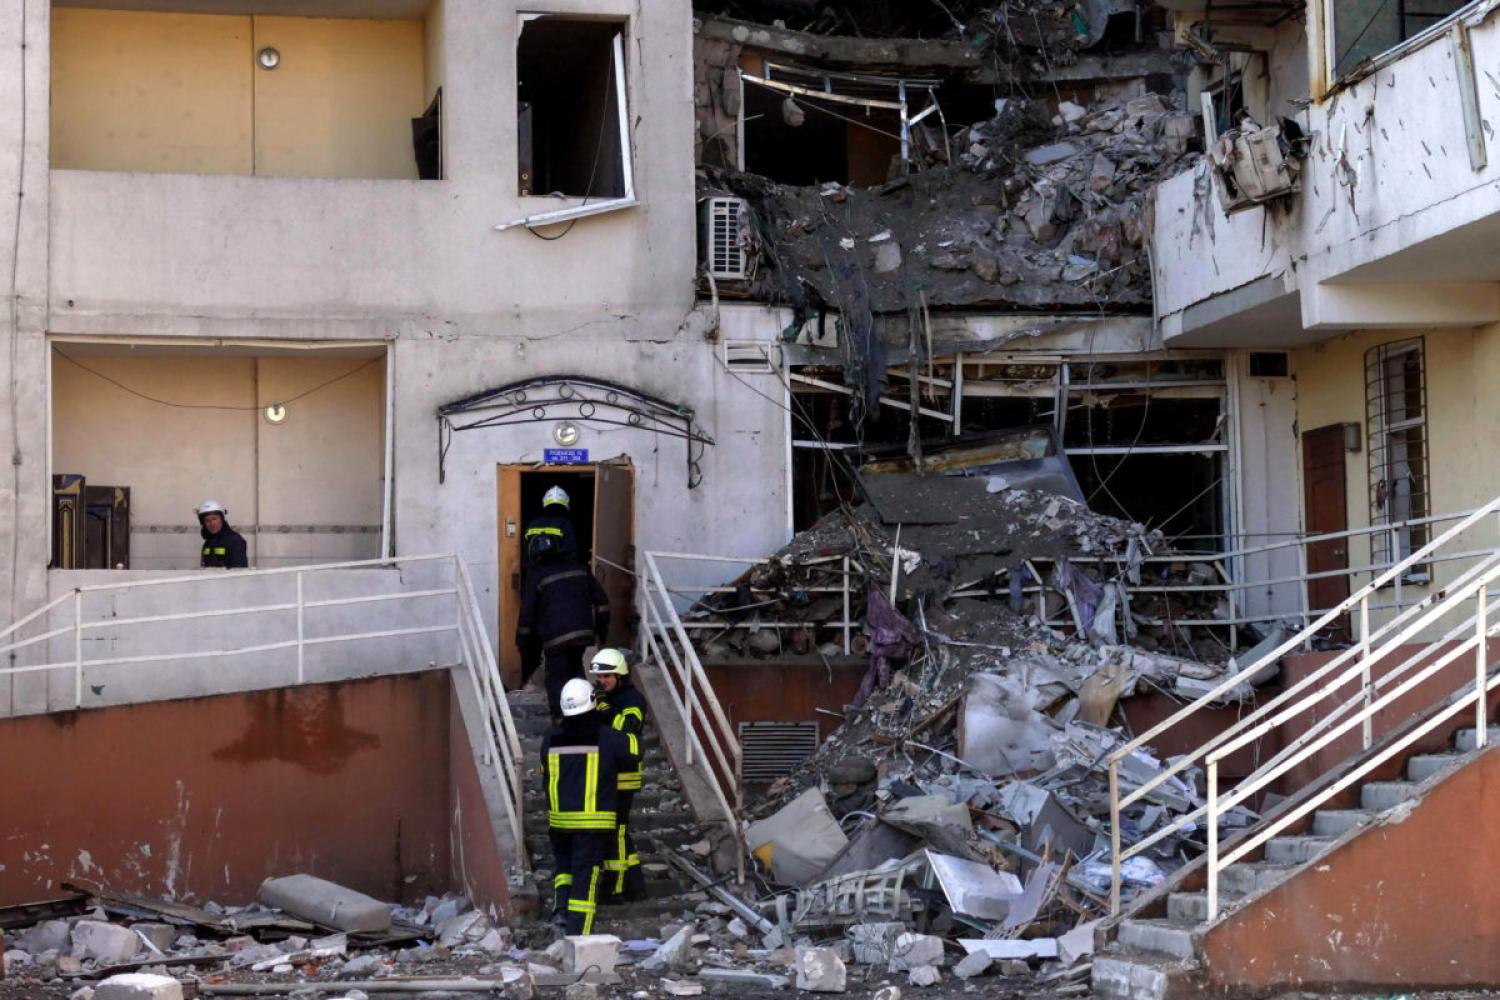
left=1366, top=337, right=1430, bottom=572
left=412, top=88, right=442, bottom=181
left=740, top=64, right=949, bottom=186
left=1329, top=0, right=1472, bottom=79
left=516, top=16, right=629, bottom=199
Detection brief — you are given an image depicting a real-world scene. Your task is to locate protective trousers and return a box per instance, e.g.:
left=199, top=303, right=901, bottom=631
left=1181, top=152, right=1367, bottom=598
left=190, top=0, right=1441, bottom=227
left=549, top=828, right=610, bottom=935
left=544, top=644, right=588, bottom=718
left=604, top=789, right=645, bottom=900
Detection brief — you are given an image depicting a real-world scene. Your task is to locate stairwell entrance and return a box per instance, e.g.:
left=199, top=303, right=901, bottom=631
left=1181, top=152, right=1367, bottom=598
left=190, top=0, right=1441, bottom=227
left=496, top=461, right=634, bottom=688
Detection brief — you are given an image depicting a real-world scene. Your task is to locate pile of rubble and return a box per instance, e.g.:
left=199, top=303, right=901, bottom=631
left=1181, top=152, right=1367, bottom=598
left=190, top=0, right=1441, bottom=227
left=710, top=90, right=1198, bottom=314
left=656, top=477, right=1277, bottom=989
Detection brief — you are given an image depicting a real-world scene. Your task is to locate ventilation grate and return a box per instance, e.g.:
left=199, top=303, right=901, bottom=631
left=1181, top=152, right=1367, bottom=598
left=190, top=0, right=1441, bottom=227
left=739, top=721, right=820, bottom=782
left=723, top=340, right=779, bottom=373
left=704, top=196, right=749, bottom=279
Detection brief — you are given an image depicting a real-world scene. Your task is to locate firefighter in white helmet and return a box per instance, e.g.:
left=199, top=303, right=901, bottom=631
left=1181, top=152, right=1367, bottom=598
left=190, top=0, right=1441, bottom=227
left=590, top=648, right=647, bottom=902
left=196, top=500, right=248, bottom=569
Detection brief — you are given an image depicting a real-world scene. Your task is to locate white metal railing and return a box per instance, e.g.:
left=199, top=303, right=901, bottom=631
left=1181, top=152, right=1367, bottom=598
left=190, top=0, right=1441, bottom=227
left=1107, top=494, right=1500, bottom=915
left=0, top=554, right=526, bottom=867
left=637, top=550, right=747, bottom=880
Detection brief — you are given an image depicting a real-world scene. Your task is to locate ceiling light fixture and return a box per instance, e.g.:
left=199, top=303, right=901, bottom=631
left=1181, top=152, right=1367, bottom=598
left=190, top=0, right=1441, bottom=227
left=258, top=47, right=281, bottom=70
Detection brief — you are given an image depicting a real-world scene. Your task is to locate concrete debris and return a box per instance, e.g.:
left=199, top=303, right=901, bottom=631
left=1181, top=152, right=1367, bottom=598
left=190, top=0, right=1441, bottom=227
left=697, top=968, right=791, bottom=989
left=93, top=974, right=183, bottom=1000
left=259, top=875, right=392, bottom=934
left=887, top=933, right=944, bottom=972
left=641, top=924, right=696, bottom=971
left=952, top=951, right=994, bottom=979
left=72, top=920, right=142, bottom=964
left=661, top=979, right=704, bottom=996
left=794, top=946, right=848, bottom=992
left=906, top=964, right=942, bottom=987
left=563, top=935, right=621, bottom=976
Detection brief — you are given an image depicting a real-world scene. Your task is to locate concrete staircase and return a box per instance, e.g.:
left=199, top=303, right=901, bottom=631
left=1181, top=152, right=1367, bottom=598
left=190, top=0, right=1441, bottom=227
left=1094, top=723, right=1499, bottom=999
left=507, top=686, right=705, bottom=918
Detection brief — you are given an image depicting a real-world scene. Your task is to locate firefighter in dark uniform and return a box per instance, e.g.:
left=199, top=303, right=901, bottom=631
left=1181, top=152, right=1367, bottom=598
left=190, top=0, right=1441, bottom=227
left=542, top=677, right=640, bottom=935
left=589, top=648, right=647, bottom=902
left=517, top=534, right=611, bottom=718
left=196, top=499, right=249, bottom=569
left=524, top=485, right=579, bottom=565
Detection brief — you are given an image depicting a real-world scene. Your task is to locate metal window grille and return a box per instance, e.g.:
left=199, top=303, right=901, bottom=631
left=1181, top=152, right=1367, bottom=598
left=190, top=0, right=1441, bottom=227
left=1366, top=337, right=1430, bottom=571
left=738, top=721, right=820, bottom=782
left=704, top=197, right=749, bottom=279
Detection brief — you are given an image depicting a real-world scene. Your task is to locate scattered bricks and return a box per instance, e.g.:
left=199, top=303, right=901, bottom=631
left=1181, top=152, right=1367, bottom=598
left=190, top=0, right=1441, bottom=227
left=697, top=969, right=791, bottom=990
left=259, top=875, right=391, bottom=934
left=887, top=933, right=943, bottom=973
left=794, top=947, right=847, bottom=993
left=849, top=923, right=905, bottom=965
left=953, top=952, right=993, bottom=980
left=907, top=965, right=941, bottom=987
left=132, top=924, right=176, bottom=954
left=71, top=920, right=142, bottom=964
left=93, top=973, right=184, bottom=1000
left=15, top=919, right=70, bottom=954
left=563, top=935, right=621, bottom=976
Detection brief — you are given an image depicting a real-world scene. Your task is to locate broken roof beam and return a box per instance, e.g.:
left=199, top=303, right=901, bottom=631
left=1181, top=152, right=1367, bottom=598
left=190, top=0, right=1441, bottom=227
left=698, top=16, right=992, bottom=78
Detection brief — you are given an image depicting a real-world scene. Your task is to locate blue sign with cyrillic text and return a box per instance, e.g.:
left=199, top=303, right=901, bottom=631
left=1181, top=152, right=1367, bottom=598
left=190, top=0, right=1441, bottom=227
left=544, top=449, right=589, bottom=464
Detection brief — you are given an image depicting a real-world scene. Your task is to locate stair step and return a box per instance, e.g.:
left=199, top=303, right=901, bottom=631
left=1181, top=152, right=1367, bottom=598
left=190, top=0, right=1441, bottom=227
left=1117, top=918, right=1199, bottom=962
left=1092, top=954, right=1194, bottom=1000
left=1219, top=862, right=1297, bottom=897
left=1263, top=836, right=1332, bottom=865
left=1407, top=753, right=1463, bottom=782
left=1312, top=809, right=1374, bottom=837
left=1360, top=780, right=1419, bottom=812
left=1454, top=725, right=1500, bottom=752
left=1165, top=892, right=1210, bottom=923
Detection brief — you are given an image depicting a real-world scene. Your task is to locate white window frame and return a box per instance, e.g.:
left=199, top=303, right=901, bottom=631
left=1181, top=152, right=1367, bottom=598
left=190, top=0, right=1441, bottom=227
left=496, top=23, right=636, bottom=232
left=1366, top=337, right=1430, bottom=575
left=1323, top=0, right=1483, bottom=87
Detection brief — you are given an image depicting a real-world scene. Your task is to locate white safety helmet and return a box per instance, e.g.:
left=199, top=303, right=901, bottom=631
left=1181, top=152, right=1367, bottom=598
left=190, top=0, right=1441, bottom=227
left=589, top=648, right=630, bottom=677
left=560, top=677, right=596, bottom=717
left=196, top=499, right=227, bottom=518
left=543, top=485, right=570, bottom=510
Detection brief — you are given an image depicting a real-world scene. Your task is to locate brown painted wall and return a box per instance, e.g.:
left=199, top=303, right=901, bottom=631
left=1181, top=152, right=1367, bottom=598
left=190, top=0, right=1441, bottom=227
left=447, top=684, right=513, bottom=918
left=704, top=659, right=867, bottom=741
left=1203, top=740, right=1500, bottom=992
left=0, top=671, right=509, bottom=915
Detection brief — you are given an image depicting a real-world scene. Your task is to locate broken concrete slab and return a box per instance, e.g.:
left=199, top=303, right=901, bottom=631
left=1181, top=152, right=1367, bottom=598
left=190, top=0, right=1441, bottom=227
left=887, top=933, right=944, bottom=972
left=952, top=952, right=993, bottom=979
left=132, top=924, right=175, bottom=954
left=258, top=875, right=391, bottom=934
left=661, top=979, right=704, bottom=997
left=71, top=920, right=142, bottom=964
left=958, top=938, right=1059, bottom=960
left=795, top=946, right=847, bottom=992
left=881, top=796, right=981, bottom=861
left=849, top=923, right=906, bottom=965
left=640, top=925, right=695, bottom=972
left=1058, top=918, right=1099, bottom=965
left=15, top=919, right=71, bottom=955
left=745, top=787, right=848, bottom=886
left=924, top=850, right=1022, bottom=921
left=907, top=965, right=941, bottom=987
left=93, top=974, right=183, bottom=1000
left=697, top=968, right=790, bottom=989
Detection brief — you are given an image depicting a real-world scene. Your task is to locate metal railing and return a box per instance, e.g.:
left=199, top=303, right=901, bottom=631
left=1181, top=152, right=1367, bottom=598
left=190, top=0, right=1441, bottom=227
left=637, top=550, right=747, bottom=879
left=1107, top=495, right=1500, bottom=914
left=0, top=554, right=526, bottom=866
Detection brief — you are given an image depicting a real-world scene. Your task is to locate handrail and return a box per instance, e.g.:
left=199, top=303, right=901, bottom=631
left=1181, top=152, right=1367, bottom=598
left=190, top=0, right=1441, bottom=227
left=1201, top=561, right=1500, bottom=918
left=637, top=550, right=747, bottom=881
left=1108, top=494, right=1500, bottom=913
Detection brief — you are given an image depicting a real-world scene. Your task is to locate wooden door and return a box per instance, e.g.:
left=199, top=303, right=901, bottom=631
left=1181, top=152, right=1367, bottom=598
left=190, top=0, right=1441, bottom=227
left=593, top=462, right=635, bottom=649
left=496, top=465, right=525, bottom=688
left=1302, top=424, right=1351, bottom=641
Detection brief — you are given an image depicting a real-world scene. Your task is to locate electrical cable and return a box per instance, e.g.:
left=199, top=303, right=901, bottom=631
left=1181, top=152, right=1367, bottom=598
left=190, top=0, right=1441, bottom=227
left=524, top=30, right=619, bottom=242
left=52, top=349, right=382, bottom=412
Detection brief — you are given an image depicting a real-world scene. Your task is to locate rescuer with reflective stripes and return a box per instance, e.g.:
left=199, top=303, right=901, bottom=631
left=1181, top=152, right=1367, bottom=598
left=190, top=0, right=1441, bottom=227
left=196, top=499, right=249, bottom=569
left=517, top=533, right=612, bottom=718
left=541, top=677, right=640, bottom=936
left=523, top=485, right=578, bottom=565
left=589, top=648, right=647, bottom=902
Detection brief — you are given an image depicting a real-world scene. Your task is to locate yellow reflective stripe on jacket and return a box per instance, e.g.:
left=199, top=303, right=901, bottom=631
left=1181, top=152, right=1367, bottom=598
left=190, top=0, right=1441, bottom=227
left=203, top=546, right=226, bottom=556
left=548, top=812, right=616, bottom=830
left=526, top=526, right=565, bottom=538
left=548, top=751, right=562, bottom=813
left=585, top=749, right=600, bottom=813
left=616, top=730, right=643, bottom=789
left=611, top=707, right=644, bottom=730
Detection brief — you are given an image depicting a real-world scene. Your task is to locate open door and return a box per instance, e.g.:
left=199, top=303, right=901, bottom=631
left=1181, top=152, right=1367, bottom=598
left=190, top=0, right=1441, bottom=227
left=497, top=466, right=525, bottom=688
left=1302, top=423, right=1351, bottom=642
left=593, top=461, right=635, bottom=648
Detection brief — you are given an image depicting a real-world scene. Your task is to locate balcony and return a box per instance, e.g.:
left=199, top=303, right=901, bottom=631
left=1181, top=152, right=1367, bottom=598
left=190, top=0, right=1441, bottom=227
left=1154, top=1, right=1500, bottom=346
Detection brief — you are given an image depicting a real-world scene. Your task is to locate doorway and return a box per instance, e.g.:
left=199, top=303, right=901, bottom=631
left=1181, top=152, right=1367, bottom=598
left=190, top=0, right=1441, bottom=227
left=496, top=461, right=635, bottom=687
left=1302, top=424, right=1351, bottom=642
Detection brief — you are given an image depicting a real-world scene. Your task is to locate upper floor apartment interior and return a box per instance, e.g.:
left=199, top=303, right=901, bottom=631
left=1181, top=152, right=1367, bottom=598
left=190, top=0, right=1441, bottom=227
left=49, top=0, right=631, bottom=194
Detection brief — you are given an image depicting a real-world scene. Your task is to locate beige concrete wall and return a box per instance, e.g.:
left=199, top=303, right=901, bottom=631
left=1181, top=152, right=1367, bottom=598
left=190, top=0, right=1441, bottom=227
left=50, top=8, right=425, bottom=179
left=50, top=351, right=384, bottom=569
left=1292, top=326, right=1500, bottom=619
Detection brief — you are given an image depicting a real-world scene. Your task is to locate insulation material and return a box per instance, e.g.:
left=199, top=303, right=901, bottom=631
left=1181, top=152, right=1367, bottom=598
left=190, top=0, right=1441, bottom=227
left=745, top=787, right=849, bottom=887
left=958, top=672, right=1058, bottom=777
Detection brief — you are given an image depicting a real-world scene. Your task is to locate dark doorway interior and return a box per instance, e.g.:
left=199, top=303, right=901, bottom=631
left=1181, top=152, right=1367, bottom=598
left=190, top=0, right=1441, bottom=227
left=521, top=469, right=596, bottom=562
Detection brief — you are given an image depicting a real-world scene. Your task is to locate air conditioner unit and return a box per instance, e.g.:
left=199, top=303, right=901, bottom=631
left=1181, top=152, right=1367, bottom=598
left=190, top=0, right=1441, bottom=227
left=702, top=196, right=749, bottom=280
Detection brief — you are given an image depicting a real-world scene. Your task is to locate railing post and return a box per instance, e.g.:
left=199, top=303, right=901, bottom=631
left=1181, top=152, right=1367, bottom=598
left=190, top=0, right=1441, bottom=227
left=842, top=557, right=852, bottom=656
left=1296, top=541, right=1311, bottom=651
left=1360, top=595, right=1372, bottom=750
left=1478, top=585, right=1489, bottom=748
left=1390, top=527, right=1403, bottom=612
left=1207, top=758, right=1220, bottom=922
left=1108, top=760, right=1121, bottom=917
left=295, top=572, right=305, bottom=685
left=73, top=591, right=83, bottom=710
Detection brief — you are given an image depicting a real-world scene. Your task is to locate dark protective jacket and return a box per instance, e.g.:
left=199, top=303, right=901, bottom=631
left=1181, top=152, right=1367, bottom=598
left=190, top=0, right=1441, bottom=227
left=200, top=522, right=249, bottom=569
left=517, top=555, right=610, bottom=652
left=524, top=513, right=578, bottom=564
left=540, top=718, right=640, bottom=831
left=595, top=681, right=647, bottom=790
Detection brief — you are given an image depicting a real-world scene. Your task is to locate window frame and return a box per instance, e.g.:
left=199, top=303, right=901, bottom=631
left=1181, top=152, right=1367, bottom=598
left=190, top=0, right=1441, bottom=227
left=1324, top=0, right=1482, bottom=87
left=1365, top=336, right=1431, bottom=578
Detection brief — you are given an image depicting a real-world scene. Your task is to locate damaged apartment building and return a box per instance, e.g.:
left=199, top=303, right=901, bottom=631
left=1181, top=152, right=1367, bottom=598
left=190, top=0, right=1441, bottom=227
left=4, top=0, right=1500, bottom=996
